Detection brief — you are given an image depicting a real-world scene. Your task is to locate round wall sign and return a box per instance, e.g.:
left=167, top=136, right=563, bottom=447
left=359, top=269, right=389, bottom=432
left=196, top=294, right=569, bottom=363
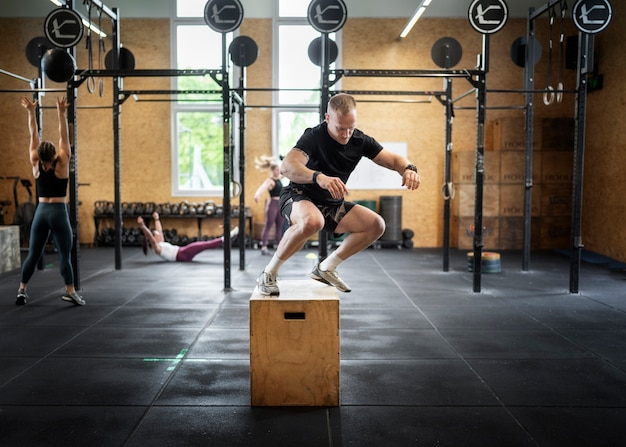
left=572, top=0, right=612, bottom=34
left=204, top=0, right=244, bottom=34
left=307, top=0, right=348, bottom=34
left=44, top=8, right=84, bottom=48
left=468, top=0, right=509, bottom=34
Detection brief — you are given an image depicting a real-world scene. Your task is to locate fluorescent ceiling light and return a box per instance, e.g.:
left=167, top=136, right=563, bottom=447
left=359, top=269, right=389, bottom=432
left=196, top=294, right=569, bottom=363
left=399, top=0, right=434, bottom=39
left=49, top=0, right=107, bottom=38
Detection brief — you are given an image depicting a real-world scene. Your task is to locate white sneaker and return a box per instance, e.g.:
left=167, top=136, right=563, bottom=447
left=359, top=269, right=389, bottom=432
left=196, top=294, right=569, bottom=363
left=257, top=271, right=279, bottom=296
left=310, top=263, right=351, bottom=292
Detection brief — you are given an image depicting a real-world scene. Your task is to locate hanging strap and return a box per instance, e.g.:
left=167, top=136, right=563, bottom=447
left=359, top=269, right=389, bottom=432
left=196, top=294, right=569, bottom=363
left=86, top=1, right=96, bottom=93
left=98, top=7, right=105, bottom=97
left=543, top=7, right=555, bottom=105
left=556, top=0, right=568, bottom=103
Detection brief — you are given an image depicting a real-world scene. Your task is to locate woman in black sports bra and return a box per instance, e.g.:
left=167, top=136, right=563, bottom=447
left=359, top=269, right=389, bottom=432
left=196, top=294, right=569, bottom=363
left=15, top=97, right=85, bottom=306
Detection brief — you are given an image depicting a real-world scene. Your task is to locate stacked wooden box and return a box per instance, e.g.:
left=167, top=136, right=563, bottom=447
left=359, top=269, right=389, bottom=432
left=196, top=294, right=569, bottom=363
left=452, top=117, right=574, bottom=250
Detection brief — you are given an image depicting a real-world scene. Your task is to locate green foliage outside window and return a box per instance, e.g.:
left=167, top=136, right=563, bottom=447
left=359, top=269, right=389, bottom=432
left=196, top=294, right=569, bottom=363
left=176, top=75, right=224, bottom=192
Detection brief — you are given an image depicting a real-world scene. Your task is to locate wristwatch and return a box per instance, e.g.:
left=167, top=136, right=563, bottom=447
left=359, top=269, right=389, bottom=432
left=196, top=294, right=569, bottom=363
left=312, top=171, right=321, bottom=184
left=404, top=163, right=418, bottom=173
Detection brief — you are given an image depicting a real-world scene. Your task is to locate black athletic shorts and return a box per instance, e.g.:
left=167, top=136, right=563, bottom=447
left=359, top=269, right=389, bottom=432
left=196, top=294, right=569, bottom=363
left=279, top=184, right=356, bottom=236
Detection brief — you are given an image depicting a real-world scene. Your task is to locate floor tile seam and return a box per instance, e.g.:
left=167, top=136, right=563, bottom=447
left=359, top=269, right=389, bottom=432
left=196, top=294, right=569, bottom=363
left=84, top=325, right=217, bottom=329
left=121, top=289, right=237, bottom=443
left=513, top=306, right=626, bottom=365
left=536, top=327, right=626, bottom=374
left=339, top=355, right=598, bottom=360
left=582, top=294, right=626, bottom=315
left=333, top=403, right=626, bottom=409
left=336, top=255, right=539, bottom=447
left=0, top=282, right=151, bottom=390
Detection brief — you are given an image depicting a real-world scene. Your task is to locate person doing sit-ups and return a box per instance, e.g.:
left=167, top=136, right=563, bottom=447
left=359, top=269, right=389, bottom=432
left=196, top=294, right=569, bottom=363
left=137, top=211, right=238, bottom=262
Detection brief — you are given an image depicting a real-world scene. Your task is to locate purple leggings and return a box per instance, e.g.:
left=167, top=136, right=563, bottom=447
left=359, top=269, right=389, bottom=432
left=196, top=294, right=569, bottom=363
left=175, top=237, right=223, bottom=262
left=262, top=199, right=284, bottom=246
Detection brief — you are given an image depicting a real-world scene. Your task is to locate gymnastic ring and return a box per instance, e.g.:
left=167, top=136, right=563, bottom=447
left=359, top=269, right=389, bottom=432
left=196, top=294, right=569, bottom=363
left=230, top=181, right=242, bottom=198
left=556, top=81, right=564, bottom=103
left=543, top=86, right=555, bottom=105
left=441, top=182, right=455, bottom=200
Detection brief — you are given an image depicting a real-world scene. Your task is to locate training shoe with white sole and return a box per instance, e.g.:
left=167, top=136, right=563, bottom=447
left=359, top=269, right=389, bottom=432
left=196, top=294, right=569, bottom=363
left=257, top=271, right=279, bottom=296
left=16, top=289, right=28, bottom=306
left=61, top=292, right=86, bottom=306
left=310, top=263, right=352, bottom=293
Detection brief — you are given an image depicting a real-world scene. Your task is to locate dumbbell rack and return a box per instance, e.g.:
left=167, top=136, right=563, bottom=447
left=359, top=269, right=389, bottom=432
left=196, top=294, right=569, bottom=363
left=93, top=200, right=253, bottom=247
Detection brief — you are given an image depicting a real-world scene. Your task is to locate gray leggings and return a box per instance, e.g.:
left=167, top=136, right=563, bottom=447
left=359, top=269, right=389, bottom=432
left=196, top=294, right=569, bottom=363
left=21, top=202, right=74, bottom=286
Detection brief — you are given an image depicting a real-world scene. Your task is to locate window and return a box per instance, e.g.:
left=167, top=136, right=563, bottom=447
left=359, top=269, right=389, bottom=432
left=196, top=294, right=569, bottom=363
left=274, top=0, right=340, bottom=159
left=172, top=0, right=231, bottom=196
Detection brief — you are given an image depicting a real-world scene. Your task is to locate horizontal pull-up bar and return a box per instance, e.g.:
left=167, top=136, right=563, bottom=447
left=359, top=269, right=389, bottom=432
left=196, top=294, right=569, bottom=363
left=0, top=88, right=67, bottom=93
left=357, top=98, right=434, bottom=104
left=77, top=69, right=222, bottom=78
left=487, top=88, right=577, bottom=94
left=332, top=68, right=479, bottom=78
left=455, top=105, right=527, bottom=110
left=338, top=89, right=444, bottom=97
left=131, top=98, right=222, bottom=103
left=241, top=87, right=320, bottom=92
left=122, top=89, right=222, bottom=95
left=241, top=104, right=319, bottom=109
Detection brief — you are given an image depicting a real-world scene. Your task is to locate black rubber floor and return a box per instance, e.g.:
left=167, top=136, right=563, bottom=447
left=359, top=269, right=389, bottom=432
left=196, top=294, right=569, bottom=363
left=1, top=245, right=625, bottom=446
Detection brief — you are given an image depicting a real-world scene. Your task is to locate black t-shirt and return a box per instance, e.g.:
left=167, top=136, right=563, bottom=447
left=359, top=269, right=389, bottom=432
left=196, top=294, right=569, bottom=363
left=291, top=122, right=383, bottom=205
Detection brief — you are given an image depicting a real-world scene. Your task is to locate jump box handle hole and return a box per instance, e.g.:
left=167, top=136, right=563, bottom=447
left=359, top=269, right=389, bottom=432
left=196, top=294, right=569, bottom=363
left=284, top=312, right=306, bottom=320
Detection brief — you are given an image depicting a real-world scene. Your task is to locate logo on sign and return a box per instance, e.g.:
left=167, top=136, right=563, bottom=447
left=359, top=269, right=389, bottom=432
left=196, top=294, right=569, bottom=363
left=204, top=0, right=244, bottom=33
left=44, top=8, right=84, bottom=48
left=572, top=0, right=612, bottom=34
left=468, top=0, right=509, bottom=34
left=307, top=0, right=348, bottom=34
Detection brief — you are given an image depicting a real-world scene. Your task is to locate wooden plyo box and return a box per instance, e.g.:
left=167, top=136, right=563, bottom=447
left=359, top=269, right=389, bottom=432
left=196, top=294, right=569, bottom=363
left=250, top=280, right=340, bottom=406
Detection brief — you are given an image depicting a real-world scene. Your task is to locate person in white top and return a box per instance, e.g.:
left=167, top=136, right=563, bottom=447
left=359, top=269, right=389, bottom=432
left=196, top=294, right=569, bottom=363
left=137, top=211, right=238, bottom=262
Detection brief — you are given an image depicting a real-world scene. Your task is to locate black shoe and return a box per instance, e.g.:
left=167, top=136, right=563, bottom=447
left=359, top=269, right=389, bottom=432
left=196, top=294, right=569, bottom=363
left=16, top=289, right=28, bottom=306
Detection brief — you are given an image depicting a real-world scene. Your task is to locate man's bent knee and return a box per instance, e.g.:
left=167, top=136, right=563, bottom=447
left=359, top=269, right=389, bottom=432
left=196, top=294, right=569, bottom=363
left=299, top=215, right=325, bottom=236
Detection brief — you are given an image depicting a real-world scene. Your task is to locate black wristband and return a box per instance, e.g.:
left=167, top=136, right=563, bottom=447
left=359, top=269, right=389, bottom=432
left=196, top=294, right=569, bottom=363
left=312, top=171, right=321, bottom=184
left=404, top=163, right=418, bottom=173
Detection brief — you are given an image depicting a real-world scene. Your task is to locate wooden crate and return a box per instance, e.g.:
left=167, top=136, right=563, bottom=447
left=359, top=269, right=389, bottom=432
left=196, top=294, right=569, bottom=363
left=540, top=183, right=573, bottom=217
left=452, top=184, right=500, bottom=217
left=499, top=184, right=541, bottom=217
left=539, top=216, right=571, bottom=249
left=541, top=118, right=575, bottom=151
left=541, top=152, right=574, bottom=184
left=452, top=151, right=500, bottom=184
left=451, top=216, right=499, bottom=250
left=499, top=150, right=541, bottom=184
left=492, top=117, right=542, bottom=151
left=250, top=280, right=340, bottom=406
left=499, top=216, right=541, bottom=250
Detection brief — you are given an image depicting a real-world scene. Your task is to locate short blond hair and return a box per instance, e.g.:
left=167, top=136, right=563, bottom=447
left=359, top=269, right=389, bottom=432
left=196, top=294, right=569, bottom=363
left=328, top=93, right=356, bottom=115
